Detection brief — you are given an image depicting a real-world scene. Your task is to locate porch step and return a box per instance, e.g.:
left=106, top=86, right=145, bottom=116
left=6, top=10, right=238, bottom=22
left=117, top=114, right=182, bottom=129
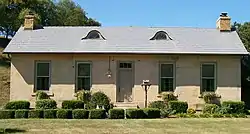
left=114, top=102, right=139, bottom=109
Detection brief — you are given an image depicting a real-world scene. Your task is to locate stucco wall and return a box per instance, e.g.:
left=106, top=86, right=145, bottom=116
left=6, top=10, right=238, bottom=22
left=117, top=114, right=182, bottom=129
left=10, top=54, right=241, bottom=108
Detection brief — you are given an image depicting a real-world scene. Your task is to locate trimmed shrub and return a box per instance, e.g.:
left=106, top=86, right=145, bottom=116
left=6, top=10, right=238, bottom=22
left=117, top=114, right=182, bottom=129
left=168, top=101, right=188, bottom=113
left=143, top=108, right=161, bottom=118
left=160, top=108, right=176, bottom=118
left=28, top=109, right=43, bottom=118
left=203, top=93, right=219, bottom=104
left=72, top=109, right=89, bottom=119
left=187, top=108, right=196, bottom=114
left=44, top=109, right=57, bottom=118
left=15, top=110, right=28, bottom=118
left=57, top=109, right=72, bottom=119
left=0, top=110, right=15, bottom=119
left=126, top=109, right=144, bottom=119
left=36, top=91, right=49, bottom=100
left=75, top=90, right=91, bottom=103
left=35, top=99, right=57, bottom=109
left=203, top=104, right=219, bottom=114
left=109, top=109, right=125, bottom=119
left=89, top=109, right=106, bottom=119
left=148, top=101, right=167, bottom=109
left=62, top=100, right=84, bottom=109
left=221, top=101, right=245, bottom=114
left=90, top=92, right=111, bottom=110
left=4, top=101, right=30, bottom=110
left=162, top=92, right=177, bottom=103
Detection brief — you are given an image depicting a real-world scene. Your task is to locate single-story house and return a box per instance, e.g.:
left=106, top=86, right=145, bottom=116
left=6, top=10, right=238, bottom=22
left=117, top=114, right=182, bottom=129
left=3, top=12, right=248, bottom=108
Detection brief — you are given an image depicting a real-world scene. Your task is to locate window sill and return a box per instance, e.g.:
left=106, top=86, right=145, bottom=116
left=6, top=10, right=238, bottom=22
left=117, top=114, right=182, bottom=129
left=31, top=91, right=54, bottom=97
left=198, top=92, right=221, bottom=98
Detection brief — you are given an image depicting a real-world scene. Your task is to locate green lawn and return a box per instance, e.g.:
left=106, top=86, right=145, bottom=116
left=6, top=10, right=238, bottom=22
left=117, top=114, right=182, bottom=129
left=1, top=119, right=250, bottom=134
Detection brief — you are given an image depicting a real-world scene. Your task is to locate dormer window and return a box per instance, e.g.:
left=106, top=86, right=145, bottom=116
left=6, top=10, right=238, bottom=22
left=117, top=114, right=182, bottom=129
left=82, top=30, right=106, bottom=40
left=150, top=31, right=172, bottom=40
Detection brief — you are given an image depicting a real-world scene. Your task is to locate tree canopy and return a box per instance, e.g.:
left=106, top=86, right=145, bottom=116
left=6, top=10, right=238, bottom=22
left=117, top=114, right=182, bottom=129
left=233, top=22, right=250, bottom=51
left=0, top=0, right=101, bottom=38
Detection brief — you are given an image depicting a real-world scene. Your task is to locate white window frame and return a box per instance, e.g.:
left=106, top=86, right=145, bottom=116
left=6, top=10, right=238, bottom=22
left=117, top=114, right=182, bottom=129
left=201, top=62, right=217, bottom=92
left=159, top=63, right=175, bottom=92
left=75, top=61, right=92, bottom=91
left=35, top=61, right=51, bottom=91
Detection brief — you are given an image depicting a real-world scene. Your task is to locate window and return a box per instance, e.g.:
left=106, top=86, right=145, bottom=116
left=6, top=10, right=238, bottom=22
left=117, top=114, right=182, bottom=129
left=160, top=63, right=175, bottom=92
left=119, top=62, right=132, bottom=69
left=35, top=61, right=51, bottom=90
left=76, top=62, right=91, bottom=91
left=150, top=31, right=172, bottom=40
left=82, top=30, right=106, bottom=40
left=201, top=63, right=216, bottom=92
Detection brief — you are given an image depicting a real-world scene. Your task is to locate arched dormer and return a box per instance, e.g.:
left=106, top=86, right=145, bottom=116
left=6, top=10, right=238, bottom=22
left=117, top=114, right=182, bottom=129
left=150, top=31, right=172, bottom=40
left=82, top=30, right=106, bottom=40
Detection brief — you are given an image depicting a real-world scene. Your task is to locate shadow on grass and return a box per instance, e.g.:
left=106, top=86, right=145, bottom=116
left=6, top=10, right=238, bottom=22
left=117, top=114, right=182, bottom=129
left=0, top=128, right=26, bottom=133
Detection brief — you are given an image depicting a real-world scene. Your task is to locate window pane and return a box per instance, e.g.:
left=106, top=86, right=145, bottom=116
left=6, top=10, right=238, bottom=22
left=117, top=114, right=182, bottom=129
left=161, top=64, right=173, bottom=77
left=77, top=78, right=90, bottom=90
left=160, top=78, right=173, bottom=92
left=37, top=63, right=50, bottom=76
left=78, top=63, right=90, bottom=76
left=36, top=77, right=49, bottom=90
left=202, top=64, right=215, bottom=77
left=202, top=79, right=215, bottom=92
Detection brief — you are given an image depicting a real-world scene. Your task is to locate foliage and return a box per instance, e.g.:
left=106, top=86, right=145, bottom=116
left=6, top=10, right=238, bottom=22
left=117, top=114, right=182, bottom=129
left=4, top=100, right=30, bottom=109
left=109, top=109, right=125, bottom=119
left=160, top=108, right=176, bottom=118
left=84, top=102, right=96, bottom=110
left=221, top=101, right=245, bottom=114
left=143, top=108, right=161, bottom=118
left=35, top=91, right=49, bottom=100
left=203, top=104, right=219, bottom=114
left=72, top=109, right=89, bottom=119
left=15, top=109, right=28, bottom=118
left=168, top=101, right=188, bottom=113
left=148, top=101, right=167, bottom=109
left=214, top=105, right=231, bottom=114
left=62, top=100, right=84, bottom=109
left=57, top=109, right=72, bottom=119
left=211, top=113, right=224, bottom=118
left=89, top=109, right=106, bottom=119
left=75, top=90, right=91, bottom=103
left=162, top=92, right=177, bottom=103
left=187, top=108, right=196, bottom=114
left=35, top=99, right=57, bottom=109
left=198, top=113, right=211, bottom=118
left=0, top=110, right=15, bottom=119
left=233, top=22, right=250, bottom=51
left=43, top=109, right=57, bottom=119
left=126, top=108, right=144, bottom=119
left=203, top=93, right=219, bottom=104
left=90, top=92, right=111, bottom=110
left=28, top=109, right=43, bottom=118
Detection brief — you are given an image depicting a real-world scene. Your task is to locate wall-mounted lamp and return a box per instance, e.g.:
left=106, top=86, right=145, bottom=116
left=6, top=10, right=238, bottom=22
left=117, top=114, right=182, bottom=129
left=106, top=56, right=112, bottom=78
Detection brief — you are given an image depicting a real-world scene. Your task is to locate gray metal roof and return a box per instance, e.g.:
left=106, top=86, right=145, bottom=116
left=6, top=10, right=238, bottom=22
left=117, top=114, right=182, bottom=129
left=3, top=26, right=248, bottom=54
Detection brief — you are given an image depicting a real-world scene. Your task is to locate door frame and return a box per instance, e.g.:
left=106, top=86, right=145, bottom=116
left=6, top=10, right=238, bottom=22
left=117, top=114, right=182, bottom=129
left=116, top=61, right=135, bottom=102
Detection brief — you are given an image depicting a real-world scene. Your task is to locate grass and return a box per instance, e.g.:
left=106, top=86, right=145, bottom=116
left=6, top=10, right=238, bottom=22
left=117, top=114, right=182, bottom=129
left=1, top=119, right=250, bottom=134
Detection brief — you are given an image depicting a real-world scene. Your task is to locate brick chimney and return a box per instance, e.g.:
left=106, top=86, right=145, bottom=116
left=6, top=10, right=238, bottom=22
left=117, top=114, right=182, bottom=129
left=216, top=12, right=231, bottom=31
left=24, top=12, right=35, bottom=30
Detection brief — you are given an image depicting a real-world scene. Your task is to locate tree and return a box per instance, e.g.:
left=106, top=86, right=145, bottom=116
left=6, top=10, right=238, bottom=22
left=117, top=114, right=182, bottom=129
left=0, top=0, right=101, bottom=39
left=233, top=22, right=250, bottom=51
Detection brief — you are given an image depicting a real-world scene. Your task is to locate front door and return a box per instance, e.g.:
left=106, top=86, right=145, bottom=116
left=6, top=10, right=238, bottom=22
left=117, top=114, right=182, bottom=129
left=117, top=62, right=133, bottom=102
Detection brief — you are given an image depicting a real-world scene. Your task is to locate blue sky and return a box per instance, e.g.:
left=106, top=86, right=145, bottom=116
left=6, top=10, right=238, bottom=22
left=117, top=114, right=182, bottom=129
left=75, top=0, right=250, bottom=28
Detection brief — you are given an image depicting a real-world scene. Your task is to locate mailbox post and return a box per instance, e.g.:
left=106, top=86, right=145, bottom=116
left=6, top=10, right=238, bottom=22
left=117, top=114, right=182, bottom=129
left=141, top=80, right=151, bottom=108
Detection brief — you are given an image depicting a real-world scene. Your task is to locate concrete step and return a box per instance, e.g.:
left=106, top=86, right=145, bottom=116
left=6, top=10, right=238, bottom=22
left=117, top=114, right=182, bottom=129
left=114, top=102, right=139, bottom=109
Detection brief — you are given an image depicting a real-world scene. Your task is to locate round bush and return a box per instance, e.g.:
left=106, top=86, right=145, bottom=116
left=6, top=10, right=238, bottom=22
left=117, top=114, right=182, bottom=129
left=0, top=110, right=15, bottom=119
left=203, top=104, right=219, bottom=114
left=90, top=92, right=111, bottom=110
left=109, top=109, right=125, bottom=119
left=168, top=101, right=188, bottom=113
left=203, top=93, right=218, bottom=104
left=148, top=101, right=167, bottom=109
left=126, top=109, right=144, bottom=119
left=162, top=92, right=177, bottom=103
left=35, top=99, right=57, bottom=109
left=28, top=109, right=43, bottom=118
left=44, top=109, right=57, bottom=118
left=75, top=90, right=91, bottom=103
left=4, top=101, right=30, bottom=109
left=89, top=109, right=106, bottom=119
left=143, top=108, right=161, bottom=118
left=57, top=109, right=72, bottom=119
left=62, top=100, right=84, bottom=109
left=187, top=108, right=196, bottom=114
left=36, top=91, right=50, bottom=100
left=15, top=110, right=29, bottom=118
left=72, top=109, right=89, bottom=119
